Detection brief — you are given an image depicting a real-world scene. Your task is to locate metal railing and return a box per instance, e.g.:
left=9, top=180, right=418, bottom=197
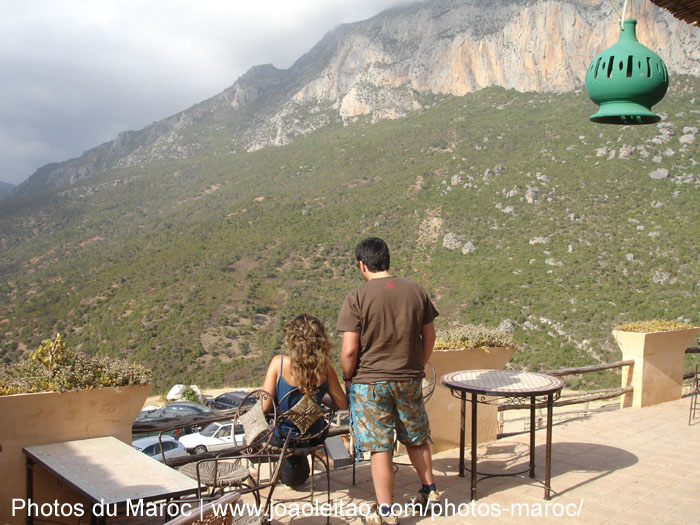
left=683, top=347, right=700, bottom=380
left=131, top=404, right=350, bottom=468
left=540, top=359, right=635, bottom=408
left=497, top=359, right=633, bottom=436
left=497, top=346, right=700, bottom=436
left=132, top=408, right=240, bottom=435
left=133, top=348, right=700, bottom=449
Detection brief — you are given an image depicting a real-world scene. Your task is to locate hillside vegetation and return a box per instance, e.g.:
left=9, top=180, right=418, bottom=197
left=1, top=78, right=699, bottom=392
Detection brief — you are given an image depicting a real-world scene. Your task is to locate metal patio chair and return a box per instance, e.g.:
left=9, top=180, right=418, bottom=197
left=167, top=433, right=292, bottom=525
left=266, top=388, right=335, bottom=523
left=179, top=389, right=278, bottom=499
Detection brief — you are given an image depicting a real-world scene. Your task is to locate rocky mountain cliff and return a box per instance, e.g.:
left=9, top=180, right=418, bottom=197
left=14, top=0, right=700, bottom=194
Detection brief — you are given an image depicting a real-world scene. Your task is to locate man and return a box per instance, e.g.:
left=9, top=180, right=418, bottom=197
left=336, top=237, right=440, bottom=525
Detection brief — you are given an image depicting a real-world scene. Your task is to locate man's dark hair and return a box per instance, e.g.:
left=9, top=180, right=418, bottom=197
left=355, top=237, right=390, bottom=272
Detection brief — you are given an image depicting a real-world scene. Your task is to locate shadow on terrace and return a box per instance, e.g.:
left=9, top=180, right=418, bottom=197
left=120, top=344, right=700, bottom=525
left=120, top=393, right=699, bottom=525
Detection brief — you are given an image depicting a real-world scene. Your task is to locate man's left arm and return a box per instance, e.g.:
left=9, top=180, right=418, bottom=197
left=421, top=321, right=436, bottom=367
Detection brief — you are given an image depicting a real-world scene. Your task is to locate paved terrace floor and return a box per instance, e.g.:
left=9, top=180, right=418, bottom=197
left=266, top=396, right=699, bottom=525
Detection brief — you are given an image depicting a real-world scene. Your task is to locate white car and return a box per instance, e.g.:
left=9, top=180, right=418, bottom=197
left=179, top=420, right=245, bottom=454
left=132, top=435, right=189, bottom=462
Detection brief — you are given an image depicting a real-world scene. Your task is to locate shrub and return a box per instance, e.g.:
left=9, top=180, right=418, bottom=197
left=180, top=386, right=200, bottom=403
left=614, top=320, right=695, bottom=333
left=435, top=324, right=513, bottom=350
left=0, top=334, right=151, bottom=396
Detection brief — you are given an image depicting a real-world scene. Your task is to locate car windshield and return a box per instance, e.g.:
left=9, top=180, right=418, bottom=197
left=200, top=422, right=222, bottom=437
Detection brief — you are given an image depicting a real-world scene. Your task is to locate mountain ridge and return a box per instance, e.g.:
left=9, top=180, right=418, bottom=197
left=9, top=0, right=700, bottom=196
left=0, top=181, right=15, bottom=198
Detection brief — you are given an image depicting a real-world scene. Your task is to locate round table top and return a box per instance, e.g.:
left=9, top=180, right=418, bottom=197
left=441, top=369, right=564, bottom=397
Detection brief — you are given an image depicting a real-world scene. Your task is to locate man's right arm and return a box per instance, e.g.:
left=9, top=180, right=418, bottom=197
left=340, top=331, right=360, bottom=389
left=420, top=322, right=436, bottom=367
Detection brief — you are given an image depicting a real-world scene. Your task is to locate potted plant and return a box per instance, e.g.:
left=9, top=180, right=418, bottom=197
left=0, top=334, right=153, bottom=523
left=613, top=320, right=699, bottom=408
left=429, top=324, right=515, bottom=452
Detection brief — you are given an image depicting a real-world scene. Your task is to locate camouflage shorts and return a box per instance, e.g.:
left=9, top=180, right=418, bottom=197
left=349, top=379, right=431, bottom=459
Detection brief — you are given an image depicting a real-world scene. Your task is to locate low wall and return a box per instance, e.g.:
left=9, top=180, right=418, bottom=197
left=0, top=384, right=152, bottom=524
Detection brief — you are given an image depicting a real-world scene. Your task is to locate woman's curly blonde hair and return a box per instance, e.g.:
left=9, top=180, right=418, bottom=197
left=284, top=313, right=332, bottom=395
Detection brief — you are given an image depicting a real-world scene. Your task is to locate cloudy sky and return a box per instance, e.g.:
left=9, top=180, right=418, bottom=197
left=0, top=0, right=410, bottom=186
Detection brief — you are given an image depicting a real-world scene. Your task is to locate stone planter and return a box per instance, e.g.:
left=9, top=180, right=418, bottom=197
left=0, top=384, right=152, bottom=524
left=614, top=328, right=699, bottom=408
left=428, top=346, right=515, bottom=452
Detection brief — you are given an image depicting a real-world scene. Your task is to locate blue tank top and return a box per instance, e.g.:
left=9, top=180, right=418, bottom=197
left=275, top=356, right=329, bottom=439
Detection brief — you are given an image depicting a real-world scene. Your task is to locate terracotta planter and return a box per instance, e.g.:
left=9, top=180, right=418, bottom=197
left=428, top=346, right=515, bottom=452
left=0, top=384, right=152, bottom=524
left=614, top=328, right=699, bottom=408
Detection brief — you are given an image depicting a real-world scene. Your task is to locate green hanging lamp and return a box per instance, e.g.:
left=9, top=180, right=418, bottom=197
left=585, top=1, right=669, bottom=125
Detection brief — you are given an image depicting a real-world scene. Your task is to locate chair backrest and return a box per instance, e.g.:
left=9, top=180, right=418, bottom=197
left=236, top=389, right=277, bottom=452
left=277, top=387, right=334, bottom=445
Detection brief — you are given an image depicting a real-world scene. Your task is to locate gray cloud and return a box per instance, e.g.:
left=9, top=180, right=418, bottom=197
left=0, top=0, right=408, bottom=185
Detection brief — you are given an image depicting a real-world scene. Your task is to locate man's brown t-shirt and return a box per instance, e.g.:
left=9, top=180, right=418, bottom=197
left=336, top=276, right=439, bottom=383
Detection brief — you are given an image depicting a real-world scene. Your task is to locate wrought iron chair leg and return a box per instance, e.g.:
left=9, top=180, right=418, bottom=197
left=323, top=447, right=331, bottom=525
left=303, top=449, right=331, bottom=524
left=690, top=363, right=699, bottom=425
left=310, top=453, right=315, bottom=493
left=311, top=445, right=331, bottom=525
left=247, top=478, right=262, bottom=508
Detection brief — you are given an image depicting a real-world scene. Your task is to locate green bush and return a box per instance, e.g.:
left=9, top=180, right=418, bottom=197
left=0, top=334, right=151, bottom=396
left=435, top=324, right=513, bottom=350
left=180, top=386, right=200, bottom=403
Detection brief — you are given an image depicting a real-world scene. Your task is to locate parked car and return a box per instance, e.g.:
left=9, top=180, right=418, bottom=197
left=135, top=401, right=213, bottom=437
left=178, top=419, right=245, bottom=454
left=132, top=435, right=188, bottom=462
left=206, top=391, right=256, bottom=411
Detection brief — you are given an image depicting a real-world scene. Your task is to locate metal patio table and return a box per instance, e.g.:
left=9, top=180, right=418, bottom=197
left=441, top=369, right=564, bottom=500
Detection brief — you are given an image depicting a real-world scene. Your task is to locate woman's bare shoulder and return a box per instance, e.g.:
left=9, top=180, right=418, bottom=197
left=266, top=354, right=284, bottom=372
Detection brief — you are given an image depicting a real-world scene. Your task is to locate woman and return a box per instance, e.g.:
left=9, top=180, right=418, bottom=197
left=261, top=313, right=348, bottom=486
